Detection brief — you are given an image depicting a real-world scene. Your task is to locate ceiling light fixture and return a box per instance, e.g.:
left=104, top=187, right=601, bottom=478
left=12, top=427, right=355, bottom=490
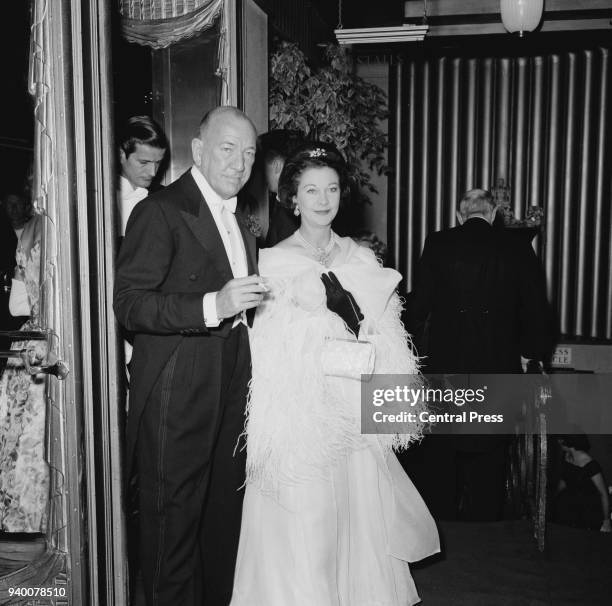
left=334, top=0, right=429, bottom=46
left=500, top=0, right=544, bottom=37
left=334, top=24, right=429, bottom=45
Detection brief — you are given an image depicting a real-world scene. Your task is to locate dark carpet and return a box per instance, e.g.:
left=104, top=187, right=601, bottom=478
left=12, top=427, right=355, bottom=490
left=411, top=520, right=612, bottom=605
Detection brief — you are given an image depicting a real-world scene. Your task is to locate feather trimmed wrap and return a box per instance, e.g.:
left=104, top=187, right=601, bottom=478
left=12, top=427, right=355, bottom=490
left=243, top=240, right=425, bottom=491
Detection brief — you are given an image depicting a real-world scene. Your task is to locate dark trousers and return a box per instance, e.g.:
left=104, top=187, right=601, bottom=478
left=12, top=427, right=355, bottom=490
left=401, top=435, right=508, bottom=522
left=455, top=442, right=508, bottom=521
left=136, top=325, right=249, bottom=606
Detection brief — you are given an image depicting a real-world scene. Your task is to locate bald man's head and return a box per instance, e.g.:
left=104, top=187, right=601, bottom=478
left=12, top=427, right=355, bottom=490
left=457, top=188, right=497, bottom=225
left=191, top=106, right=257, bottom=199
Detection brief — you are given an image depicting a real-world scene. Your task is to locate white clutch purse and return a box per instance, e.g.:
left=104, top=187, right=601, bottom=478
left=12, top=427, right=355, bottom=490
left=321, top=337, right=375, bottom=380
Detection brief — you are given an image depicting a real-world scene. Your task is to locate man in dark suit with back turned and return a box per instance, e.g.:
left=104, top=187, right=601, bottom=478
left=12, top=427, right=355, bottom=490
left=114, top=106, right=266, bottom=606
left=407, top=188, right=555, bottom=521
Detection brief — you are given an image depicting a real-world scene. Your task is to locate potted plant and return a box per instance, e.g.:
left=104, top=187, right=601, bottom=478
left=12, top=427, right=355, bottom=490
left=269, top=41, right=388, bottom=205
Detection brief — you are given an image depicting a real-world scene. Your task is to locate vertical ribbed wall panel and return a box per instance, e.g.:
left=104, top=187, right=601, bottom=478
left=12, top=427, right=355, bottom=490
left=529, top=57, right=545, bottom=210
left=512, top=58, right=528, bottom=217
left=544, top=55, right=561, bottom=306
left=592, top=49, right=609, bottom=337
left=496, top=58, right=512, bottom=186
left=433, top=58, right=445, bottom=232
left=449, top=58, right=462, bottom=225
left=390, top=57, right=404, bottom=284
left=480, top=59, right=494, bottom=190
left=576, top=52, right=594, bottom=337
left=559, top=53, right=577, bottom=336
left=419, top=61, right=431, bottom=244
left=390, top=46, right=612, bottom=340
left=464, top=59, right=478, bottom=191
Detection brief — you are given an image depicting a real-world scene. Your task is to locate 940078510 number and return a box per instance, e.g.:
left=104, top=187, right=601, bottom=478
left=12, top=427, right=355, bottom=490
left=8, top=586, right=67, bottom=598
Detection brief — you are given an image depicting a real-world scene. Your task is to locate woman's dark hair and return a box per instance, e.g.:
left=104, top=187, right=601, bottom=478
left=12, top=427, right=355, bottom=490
left=559, top=433, right=591, bottom=452
left=277, top=141, right=350, bottom=208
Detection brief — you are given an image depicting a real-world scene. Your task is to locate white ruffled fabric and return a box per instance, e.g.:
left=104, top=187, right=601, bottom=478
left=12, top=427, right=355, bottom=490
left=243, top=239, right=427, bottom=491
left=232, top=237, right=440, bottom=606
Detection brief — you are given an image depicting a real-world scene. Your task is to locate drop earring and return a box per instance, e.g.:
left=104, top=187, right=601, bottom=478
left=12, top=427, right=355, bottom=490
left=294, top=206, right=300, bottom=216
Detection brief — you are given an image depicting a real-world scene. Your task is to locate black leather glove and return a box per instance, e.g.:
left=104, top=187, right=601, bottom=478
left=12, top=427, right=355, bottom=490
left=321, top=271, right=364, bottom=338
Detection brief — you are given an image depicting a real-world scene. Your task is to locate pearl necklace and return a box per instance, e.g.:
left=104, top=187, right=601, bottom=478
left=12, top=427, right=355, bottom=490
left=296, top=230, right=336, bottom=267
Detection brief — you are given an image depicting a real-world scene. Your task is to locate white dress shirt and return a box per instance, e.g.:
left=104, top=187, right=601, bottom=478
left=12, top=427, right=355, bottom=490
left=119, top=175, right=149, bottom=236
left=190, top=166, right=249, bottom=327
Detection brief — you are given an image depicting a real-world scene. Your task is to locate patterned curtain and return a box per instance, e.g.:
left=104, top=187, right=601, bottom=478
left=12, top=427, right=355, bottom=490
left=118, top=0, right=232, bottom=104
left=119, top=0, right=223, bottom=49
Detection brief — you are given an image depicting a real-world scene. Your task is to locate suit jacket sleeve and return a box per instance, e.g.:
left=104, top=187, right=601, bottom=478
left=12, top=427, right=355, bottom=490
left=516, top=241, right=557, bottom=362
left=405, top=234, right=437, bottom=335
left=114, top=199, right=209, bottom=335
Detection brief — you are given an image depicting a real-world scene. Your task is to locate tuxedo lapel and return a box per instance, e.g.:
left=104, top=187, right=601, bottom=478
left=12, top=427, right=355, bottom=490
left=178, top=172, right=233, bottom=281
left=235, top=209, right=258, bottom=275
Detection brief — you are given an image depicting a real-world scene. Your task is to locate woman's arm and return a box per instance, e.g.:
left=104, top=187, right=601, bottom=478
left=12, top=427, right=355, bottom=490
left=590, top=472, right=611, bottom=532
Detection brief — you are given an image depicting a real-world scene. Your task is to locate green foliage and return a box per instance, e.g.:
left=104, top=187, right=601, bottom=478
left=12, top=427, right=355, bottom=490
left=269, top=42, right=389, bottom=203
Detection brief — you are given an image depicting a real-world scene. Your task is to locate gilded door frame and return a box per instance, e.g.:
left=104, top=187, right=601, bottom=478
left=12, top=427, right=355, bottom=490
left=3, top=1, right=128, bottom=605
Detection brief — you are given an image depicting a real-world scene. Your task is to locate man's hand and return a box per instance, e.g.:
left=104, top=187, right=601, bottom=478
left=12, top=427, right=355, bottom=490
left=216, top=275, right=267, bottom=320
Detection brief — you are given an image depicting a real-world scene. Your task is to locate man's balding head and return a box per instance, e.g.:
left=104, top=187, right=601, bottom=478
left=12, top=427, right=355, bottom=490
left=191, top=106, right=257, bottom=199
left=457, top=188, right=497, bottom=225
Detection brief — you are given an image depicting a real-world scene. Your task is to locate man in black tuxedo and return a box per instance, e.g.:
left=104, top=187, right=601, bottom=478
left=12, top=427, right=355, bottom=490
left=114, top=106, right=265, bottom=606
left=259, top=129, right=303, bottom=246
left=117, top=116, right=169, bottom=381
left=407, top=188, right=555, bottom=520
left=117, top=115, right=168, bottom=238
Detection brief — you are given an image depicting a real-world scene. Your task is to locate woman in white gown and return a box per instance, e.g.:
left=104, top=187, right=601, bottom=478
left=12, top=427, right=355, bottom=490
left=231, top=143, right=439, bottom=606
